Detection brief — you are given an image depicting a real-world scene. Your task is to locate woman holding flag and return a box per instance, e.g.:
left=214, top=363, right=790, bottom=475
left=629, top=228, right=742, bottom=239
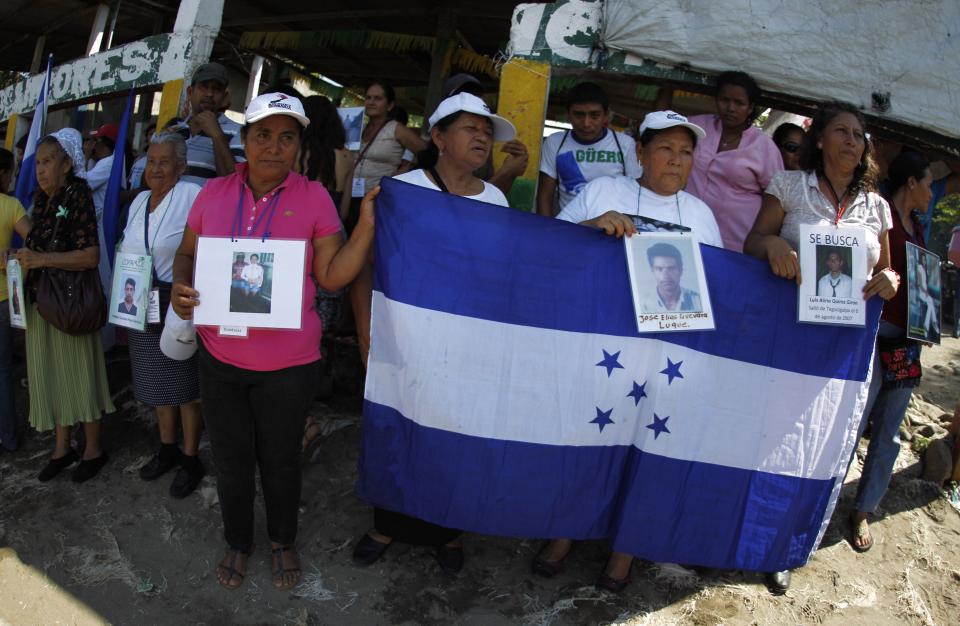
left=744, top=100, right=898, bottom=593
left=351, top=92, right=515, bottom=574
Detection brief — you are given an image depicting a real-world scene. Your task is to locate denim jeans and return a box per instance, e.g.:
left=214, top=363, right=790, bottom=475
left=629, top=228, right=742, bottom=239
left=853, top=322, right=916, bottom=513
left=0, top=305, right=15, bottom=450
left=198, top=343, right=319, bottom=549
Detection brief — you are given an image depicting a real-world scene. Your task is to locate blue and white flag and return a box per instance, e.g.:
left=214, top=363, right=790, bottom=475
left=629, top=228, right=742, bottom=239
left=14, top=55, right=52, bottom=211
left=359, top=178, right=882, bottom=572
left=103, top=89, right=134, bottom=268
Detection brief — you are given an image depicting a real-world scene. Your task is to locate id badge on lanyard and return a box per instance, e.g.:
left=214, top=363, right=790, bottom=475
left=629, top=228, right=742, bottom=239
left=351, top=177, right=366, bottom=198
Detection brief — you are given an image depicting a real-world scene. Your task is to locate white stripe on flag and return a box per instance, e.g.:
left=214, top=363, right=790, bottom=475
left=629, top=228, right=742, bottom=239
left=366, top=292, right=870, bottom=482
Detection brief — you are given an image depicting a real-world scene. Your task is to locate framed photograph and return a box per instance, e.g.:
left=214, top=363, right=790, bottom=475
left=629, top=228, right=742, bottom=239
left=108, top=251, right=152, bottom=331
left=193, top=237, right=306, bottom=330
left=797, top=224, right=868, bottom=327
left=6, top=259, right=26, bottom=329
left=906, top=242, right=941, bottom=344
left=624, top=232, right=715, bottom=333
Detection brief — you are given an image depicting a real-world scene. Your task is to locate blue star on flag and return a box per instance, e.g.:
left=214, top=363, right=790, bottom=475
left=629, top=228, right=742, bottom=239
left=660, top=358, right=684, bottom=385
left=627, top=381, right=648, bottom=406
left=590, top=407, right=615, bottom=432
left=596, top=349, right=624, bottom=377
left=646, top=413, right=670, bottom=439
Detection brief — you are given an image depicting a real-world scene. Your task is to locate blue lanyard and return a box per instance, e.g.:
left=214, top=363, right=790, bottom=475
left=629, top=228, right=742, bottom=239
left=231, top=181, right=282, bottom=242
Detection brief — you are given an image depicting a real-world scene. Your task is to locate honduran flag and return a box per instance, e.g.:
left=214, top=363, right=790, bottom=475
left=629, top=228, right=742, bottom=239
left=359, top=177, right=881, bottom=572
left=14, top=55, right=52, bottom=212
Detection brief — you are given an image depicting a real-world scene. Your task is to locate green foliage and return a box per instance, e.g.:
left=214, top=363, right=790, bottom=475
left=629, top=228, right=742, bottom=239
left=929, top=193, right=960, bottom=256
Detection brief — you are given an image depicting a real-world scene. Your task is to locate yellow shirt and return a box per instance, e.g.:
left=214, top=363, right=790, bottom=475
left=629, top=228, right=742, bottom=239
left=0, top=194, right=26, bottom=302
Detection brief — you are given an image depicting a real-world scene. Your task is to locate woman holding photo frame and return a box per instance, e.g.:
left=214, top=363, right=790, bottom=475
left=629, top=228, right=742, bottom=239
left=119, top=131, right=205, bottom=499
left=744, top=101, right=898, bottom=594
left=847, top=150, right=933, bottom=553
left=171, top=93, right=375, bottom=591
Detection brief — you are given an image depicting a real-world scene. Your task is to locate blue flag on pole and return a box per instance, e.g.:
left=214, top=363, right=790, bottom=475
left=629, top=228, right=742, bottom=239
left=103, top=89, right=134, bottom=268
left=359, top=177, right=881, bottom=572
left=14, top=55, right=52, bottom=212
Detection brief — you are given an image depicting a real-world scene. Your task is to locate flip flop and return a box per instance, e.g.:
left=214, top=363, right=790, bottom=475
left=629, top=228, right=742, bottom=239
left=850, top=516, right=873, bottom=553
left=271, top=544, right=302, bottom=590
left=217, top=545, right=253, bottom=590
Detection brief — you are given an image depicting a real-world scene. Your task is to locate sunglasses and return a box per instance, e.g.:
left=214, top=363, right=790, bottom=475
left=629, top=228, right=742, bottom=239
left=781, top=142, right=801, bottom=154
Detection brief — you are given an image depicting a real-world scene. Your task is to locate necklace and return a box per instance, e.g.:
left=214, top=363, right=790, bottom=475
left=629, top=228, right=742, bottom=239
left=822, top=175, right=852, bottom=224
left=634, top=181, right=683, bottom=228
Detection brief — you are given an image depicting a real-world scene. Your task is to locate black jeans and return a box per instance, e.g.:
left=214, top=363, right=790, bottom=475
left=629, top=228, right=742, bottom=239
left=199, top=344, right=319, bottom=549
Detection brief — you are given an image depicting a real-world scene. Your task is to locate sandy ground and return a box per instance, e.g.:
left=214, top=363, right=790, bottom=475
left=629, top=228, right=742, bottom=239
left=1, top=333, right=959, bottom=626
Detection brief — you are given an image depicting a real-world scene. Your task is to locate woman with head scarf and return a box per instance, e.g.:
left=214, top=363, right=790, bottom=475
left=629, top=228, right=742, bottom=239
left=16, top=128, right=115, bottom=482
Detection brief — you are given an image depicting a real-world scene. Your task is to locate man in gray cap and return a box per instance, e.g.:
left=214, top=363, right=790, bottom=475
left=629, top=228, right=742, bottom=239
left=171, top=62, right=246, bottom=186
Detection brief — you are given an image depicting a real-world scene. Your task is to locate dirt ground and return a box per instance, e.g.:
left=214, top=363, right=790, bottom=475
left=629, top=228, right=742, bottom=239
left=1, top=332, right=959, bottom=626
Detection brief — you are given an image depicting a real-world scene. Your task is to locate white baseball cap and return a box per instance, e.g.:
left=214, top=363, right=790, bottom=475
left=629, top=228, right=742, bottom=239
left=244, top=92, right=310, bottom=128
left=159, top=304, right=197, bottom=361
left=639, top=110, right=706, bottom=139
left=428, top=93, right=516, bottom=141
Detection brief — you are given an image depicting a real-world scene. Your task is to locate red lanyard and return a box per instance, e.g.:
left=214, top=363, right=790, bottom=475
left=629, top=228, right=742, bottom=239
left=823, top=177, right=851, bottom=225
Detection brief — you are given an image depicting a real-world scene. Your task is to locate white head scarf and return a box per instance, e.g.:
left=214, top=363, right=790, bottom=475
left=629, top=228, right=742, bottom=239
left=49, top=128, right=88, bottom=180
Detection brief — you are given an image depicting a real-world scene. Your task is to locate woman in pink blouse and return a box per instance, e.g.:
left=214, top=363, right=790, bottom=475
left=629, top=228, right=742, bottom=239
left=668, top=72, right=784, bottom=252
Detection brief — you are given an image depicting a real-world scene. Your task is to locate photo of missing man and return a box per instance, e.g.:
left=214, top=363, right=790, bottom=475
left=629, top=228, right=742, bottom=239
left=638, top=241, right=702, bottom=314
left=229, top=251, right=273, bottom=314
left=815, top=245, right=854, bottom=298
left=117, top=276, right=138, bottom=316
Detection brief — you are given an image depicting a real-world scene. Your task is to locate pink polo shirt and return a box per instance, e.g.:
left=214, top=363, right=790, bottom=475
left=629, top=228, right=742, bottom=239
left=187, top=164, right=342, bottom=371
left=685, top=114, right=784, bottom=253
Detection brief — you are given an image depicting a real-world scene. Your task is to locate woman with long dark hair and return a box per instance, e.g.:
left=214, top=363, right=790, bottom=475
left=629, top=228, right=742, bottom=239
left=299, top=95, right=352, bottom=209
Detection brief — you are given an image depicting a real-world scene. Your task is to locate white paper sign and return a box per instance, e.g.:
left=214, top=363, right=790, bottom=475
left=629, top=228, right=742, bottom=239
left=109, top=251, right=152, bottom=331
left=906, top=242, right=941, bottom=344
left=147, top=289, right=161, bottom=324
left=624, top=232, right=715, bottom=333
left=193, top=237, right=306, bottom=330
left=6, top=259, right=26, bottom=329
left=797, top=224, right=868, bottom=327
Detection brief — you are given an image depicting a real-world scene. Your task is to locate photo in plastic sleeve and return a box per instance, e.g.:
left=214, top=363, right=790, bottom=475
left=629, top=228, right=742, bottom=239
left=193, top=237, right=305, bottom=330
left=624, top=232, right=714, bottom=333
left=6, top=259, right=25, bottom=329
left=108, top=251, right=152, bottom=331
left=906, top=242, right=941, bottom=344
left=230, top=251, right=273, bottom=314
left=797, top=224, right=867, bottom=327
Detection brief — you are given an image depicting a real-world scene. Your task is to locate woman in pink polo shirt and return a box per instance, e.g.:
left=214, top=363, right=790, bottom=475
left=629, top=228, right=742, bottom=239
left=666, top=72, right=784, bottom=252
left=171, top=93, right=375, bottom=591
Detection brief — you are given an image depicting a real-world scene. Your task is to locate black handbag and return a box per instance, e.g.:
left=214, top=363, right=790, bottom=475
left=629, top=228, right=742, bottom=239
left=33, top=210, right=107, bottom=335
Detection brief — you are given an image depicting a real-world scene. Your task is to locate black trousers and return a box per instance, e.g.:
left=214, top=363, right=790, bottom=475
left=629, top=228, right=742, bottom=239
left=199, top=344, right=319, bottom=549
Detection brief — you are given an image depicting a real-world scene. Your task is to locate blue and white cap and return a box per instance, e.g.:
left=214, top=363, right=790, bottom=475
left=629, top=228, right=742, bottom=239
left=428, top=93, right=516, bottom=141
left=639, top=110, right=706, bottom=139
left=244, top=92, right=310, bottom=128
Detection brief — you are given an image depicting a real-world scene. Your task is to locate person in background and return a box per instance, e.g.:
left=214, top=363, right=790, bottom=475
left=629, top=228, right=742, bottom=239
left=128, top=123, right=157, bottom=190
left=949, top=224, right=960, bottom=338
left=86, top=123, right=126, bottom=216
left=172, top=93, right=374, bottom=591
left=346, top=80, right=427, bottom=232
left=847, top=150, right=931, bottom=552
left=0, top=148, right=31, bottom=451
left=169, top=63, right=246, bottom=187
left=299, top=95, right=353, bottom=216
left=18, top=129, right=115, bottom=482
left=121, top=131, right=205, bottom=498
left=744, top=100, right=897, bottom=594
left=772, top=122, right=804, bottom=172
left=441, top=73, right=529, bottom=197
left=537, top=82, right=641, bottom=217
left=660, top=72, right=784, bottom=252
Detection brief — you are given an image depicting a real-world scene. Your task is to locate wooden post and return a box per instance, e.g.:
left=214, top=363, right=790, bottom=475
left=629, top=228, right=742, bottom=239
left=493, top=58, right=551, bottom=211
left=155, top=0, right=224, bottom=128
left=422, top=9, right=457, bottom=123
left=245, top=55, right=265, bottom=107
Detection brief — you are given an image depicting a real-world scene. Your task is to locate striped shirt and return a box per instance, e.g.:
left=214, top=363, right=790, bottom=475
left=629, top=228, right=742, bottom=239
left=170, top=114, right=246, bottom=187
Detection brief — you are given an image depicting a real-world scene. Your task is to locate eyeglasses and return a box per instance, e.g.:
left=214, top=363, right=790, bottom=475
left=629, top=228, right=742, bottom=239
left=781, top=142, right=801, bottom=154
